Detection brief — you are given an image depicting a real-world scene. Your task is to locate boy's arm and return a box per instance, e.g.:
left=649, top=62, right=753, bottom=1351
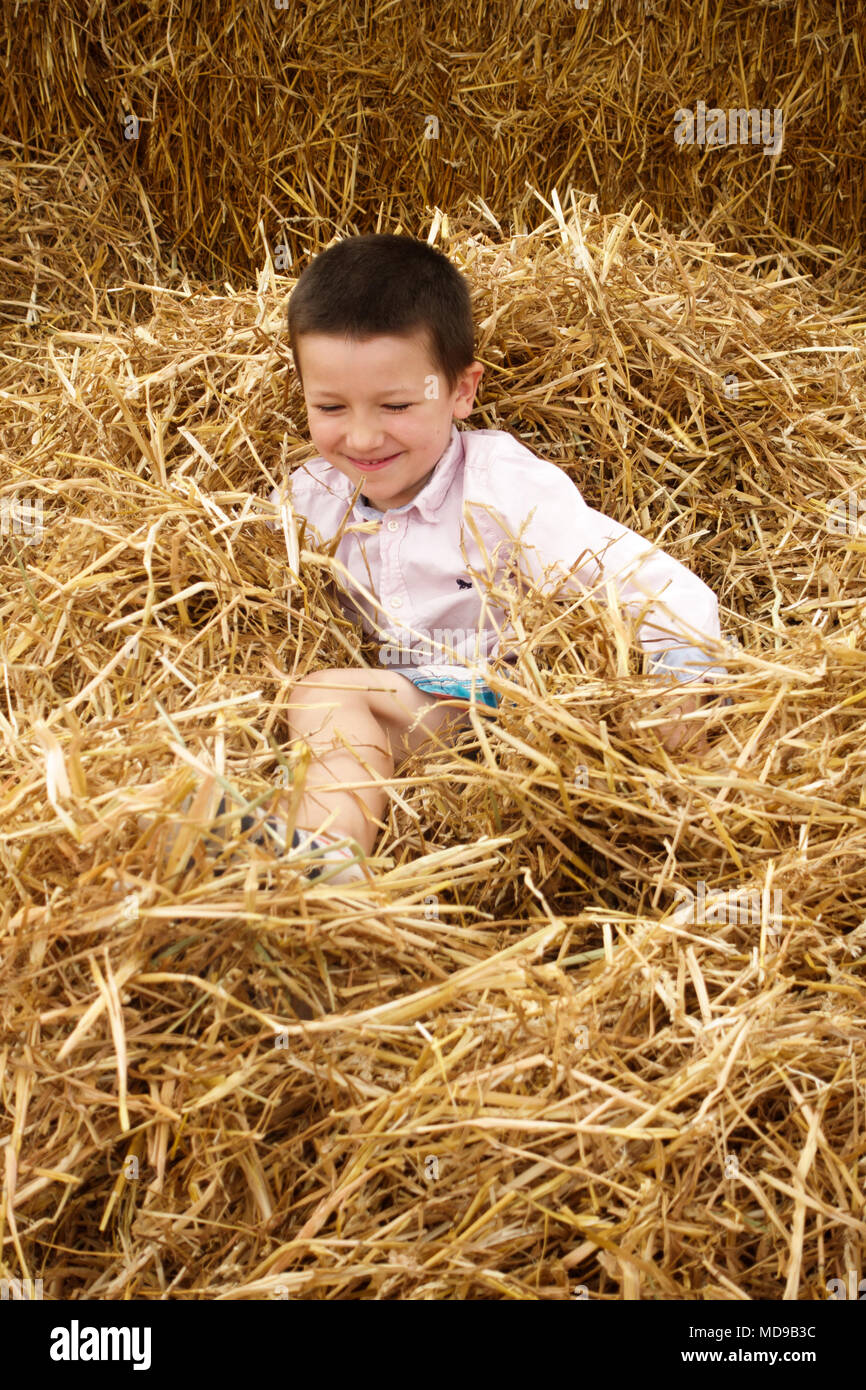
left=478, top=451, right=729, bottom=739
left=644, top=677, right=709, bottom=754
left=643, top=644, right=731, bottom=754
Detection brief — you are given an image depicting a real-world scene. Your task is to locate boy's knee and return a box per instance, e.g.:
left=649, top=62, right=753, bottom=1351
left=289, top=668, right=359, bottom=697
left=288, top=669, right=387, bottom=725
left=288, top=670, right=352, bottom=723
left=290, top=667, right=408, bottom=701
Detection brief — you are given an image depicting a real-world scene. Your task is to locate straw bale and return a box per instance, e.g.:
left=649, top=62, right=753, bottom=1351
left=1, top=2, right=863, bottom=281
left=0, top=138, right=175, bottom=331
left=2, top=192, right=866, bottom=1299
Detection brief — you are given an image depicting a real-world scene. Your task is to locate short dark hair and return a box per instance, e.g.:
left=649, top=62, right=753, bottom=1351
left=287, top=234, right=476, bottom=395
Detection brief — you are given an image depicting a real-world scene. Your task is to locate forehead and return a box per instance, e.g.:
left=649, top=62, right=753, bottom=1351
left=295, top=328, right=435, bottom=379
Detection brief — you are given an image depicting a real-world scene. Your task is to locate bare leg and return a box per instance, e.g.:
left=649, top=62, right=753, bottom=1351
left=282, top=669, right=472, bottom=857
left=284, top=683, right=393, bottom=855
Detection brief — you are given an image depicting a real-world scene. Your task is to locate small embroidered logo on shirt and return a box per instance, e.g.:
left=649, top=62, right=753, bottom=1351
left=456, top=578, right=472, bottom=589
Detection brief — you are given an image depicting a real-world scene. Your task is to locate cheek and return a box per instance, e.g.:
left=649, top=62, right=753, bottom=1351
left=401, top=416, right=433, bottom=443
left=308, top=418, right=336, bottom=449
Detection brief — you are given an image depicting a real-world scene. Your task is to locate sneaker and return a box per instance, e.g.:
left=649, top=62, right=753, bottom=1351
left=286, top=826, right=368, bottom=885
left=199, top=796, right=369, bottom=884
left=140, top=788, right=370, bottom=884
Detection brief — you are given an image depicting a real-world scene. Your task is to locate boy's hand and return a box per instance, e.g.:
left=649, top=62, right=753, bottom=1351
left=653, top=689, right=709, bottom=755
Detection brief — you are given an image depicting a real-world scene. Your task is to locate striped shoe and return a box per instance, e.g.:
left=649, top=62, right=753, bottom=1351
left=286, top=826, right=368, bottom=884
left=141, top=789, right=369, bottom=884
left=206, top=798, right=368, bottom=884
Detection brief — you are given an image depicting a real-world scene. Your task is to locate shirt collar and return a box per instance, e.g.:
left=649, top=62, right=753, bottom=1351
left=350, top=423, right=464, bottom=522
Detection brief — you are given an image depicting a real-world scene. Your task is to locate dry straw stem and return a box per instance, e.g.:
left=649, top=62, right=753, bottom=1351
left=0, top=135, right=174, bottom=330
left=2, top=2, right=864, bottom=282
left=2, top=190, right=866, bottom=1299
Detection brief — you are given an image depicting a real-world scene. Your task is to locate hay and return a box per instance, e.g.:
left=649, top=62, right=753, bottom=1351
left=2, top=182, right=865, bottom=1298
left=2, top=1, right=864, bottom=282
left=0, top=136, right=174, bottom=331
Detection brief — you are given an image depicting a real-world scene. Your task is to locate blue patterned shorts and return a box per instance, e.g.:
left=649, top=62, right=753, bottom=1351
left=407, top=673, right=501, bottom=710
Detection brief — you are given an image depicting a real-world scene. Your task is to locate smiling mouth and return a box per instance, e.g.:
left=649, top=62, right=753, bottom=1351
left=347, top=452, right=402, bottom=470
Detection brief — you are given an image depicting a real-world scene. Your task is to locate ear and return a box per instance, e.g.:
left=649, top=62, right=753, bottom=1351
left=452, top=360, right=485, bottom=418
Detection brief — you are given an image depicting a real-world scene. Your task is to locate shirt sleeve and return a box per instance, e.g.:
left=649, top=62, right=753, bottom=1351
left=479, top=452, right=729, bottom=687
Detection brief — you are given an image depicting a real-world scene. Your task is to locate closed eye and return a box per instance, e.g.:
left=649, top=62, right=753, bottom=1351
left=314, top=404, right=412, bottom=413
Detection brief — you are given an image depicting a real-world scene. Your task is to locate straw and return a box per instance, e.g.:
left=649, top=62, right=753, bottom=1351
left=2, top=28, right=866, bottom=1295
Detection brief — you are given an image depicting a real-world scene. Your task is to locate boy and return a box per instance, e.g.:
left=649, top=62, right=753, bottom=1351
left=228, top=234, right=728, bottom=884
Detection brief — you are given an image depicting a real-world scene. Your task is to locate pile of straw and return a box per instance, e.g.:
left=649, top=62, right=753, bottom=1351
left=2, top=184, right=865, bottom=1298
left=3, top=0, right=863, bottom=280
left=0, top=137, right=174, bottom=331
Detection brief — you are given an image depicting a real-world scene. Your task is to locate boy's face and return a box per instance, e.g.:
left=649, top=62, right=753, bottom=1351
left=294, top=330, right=484, bottom=511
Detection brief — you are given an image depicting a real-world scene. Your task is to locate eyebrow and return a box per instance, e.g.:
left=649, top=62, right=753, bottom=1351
left=310, top=387, right=415, bottom=398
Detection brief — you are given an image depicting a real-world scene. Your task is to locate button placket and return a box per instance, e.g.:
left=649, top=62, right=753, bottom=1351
left=381, top=514, right=405, bottom=614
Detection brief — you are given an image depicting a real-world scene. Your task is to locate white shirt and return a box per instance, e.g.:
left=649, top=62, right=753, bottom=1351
left=270, top=423, right=728, bottom=688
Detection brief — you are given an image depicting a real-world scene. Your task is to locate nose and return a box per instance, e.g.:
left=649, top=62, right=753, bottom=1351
left=344, top=413, right=388, bottom=454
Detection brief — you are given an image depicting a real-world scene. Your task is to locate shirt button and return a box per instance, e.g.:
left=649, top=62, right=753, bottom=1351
left=391, top=597, right=403, bottom=608
left=387, top=520, right=399, bottom=531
